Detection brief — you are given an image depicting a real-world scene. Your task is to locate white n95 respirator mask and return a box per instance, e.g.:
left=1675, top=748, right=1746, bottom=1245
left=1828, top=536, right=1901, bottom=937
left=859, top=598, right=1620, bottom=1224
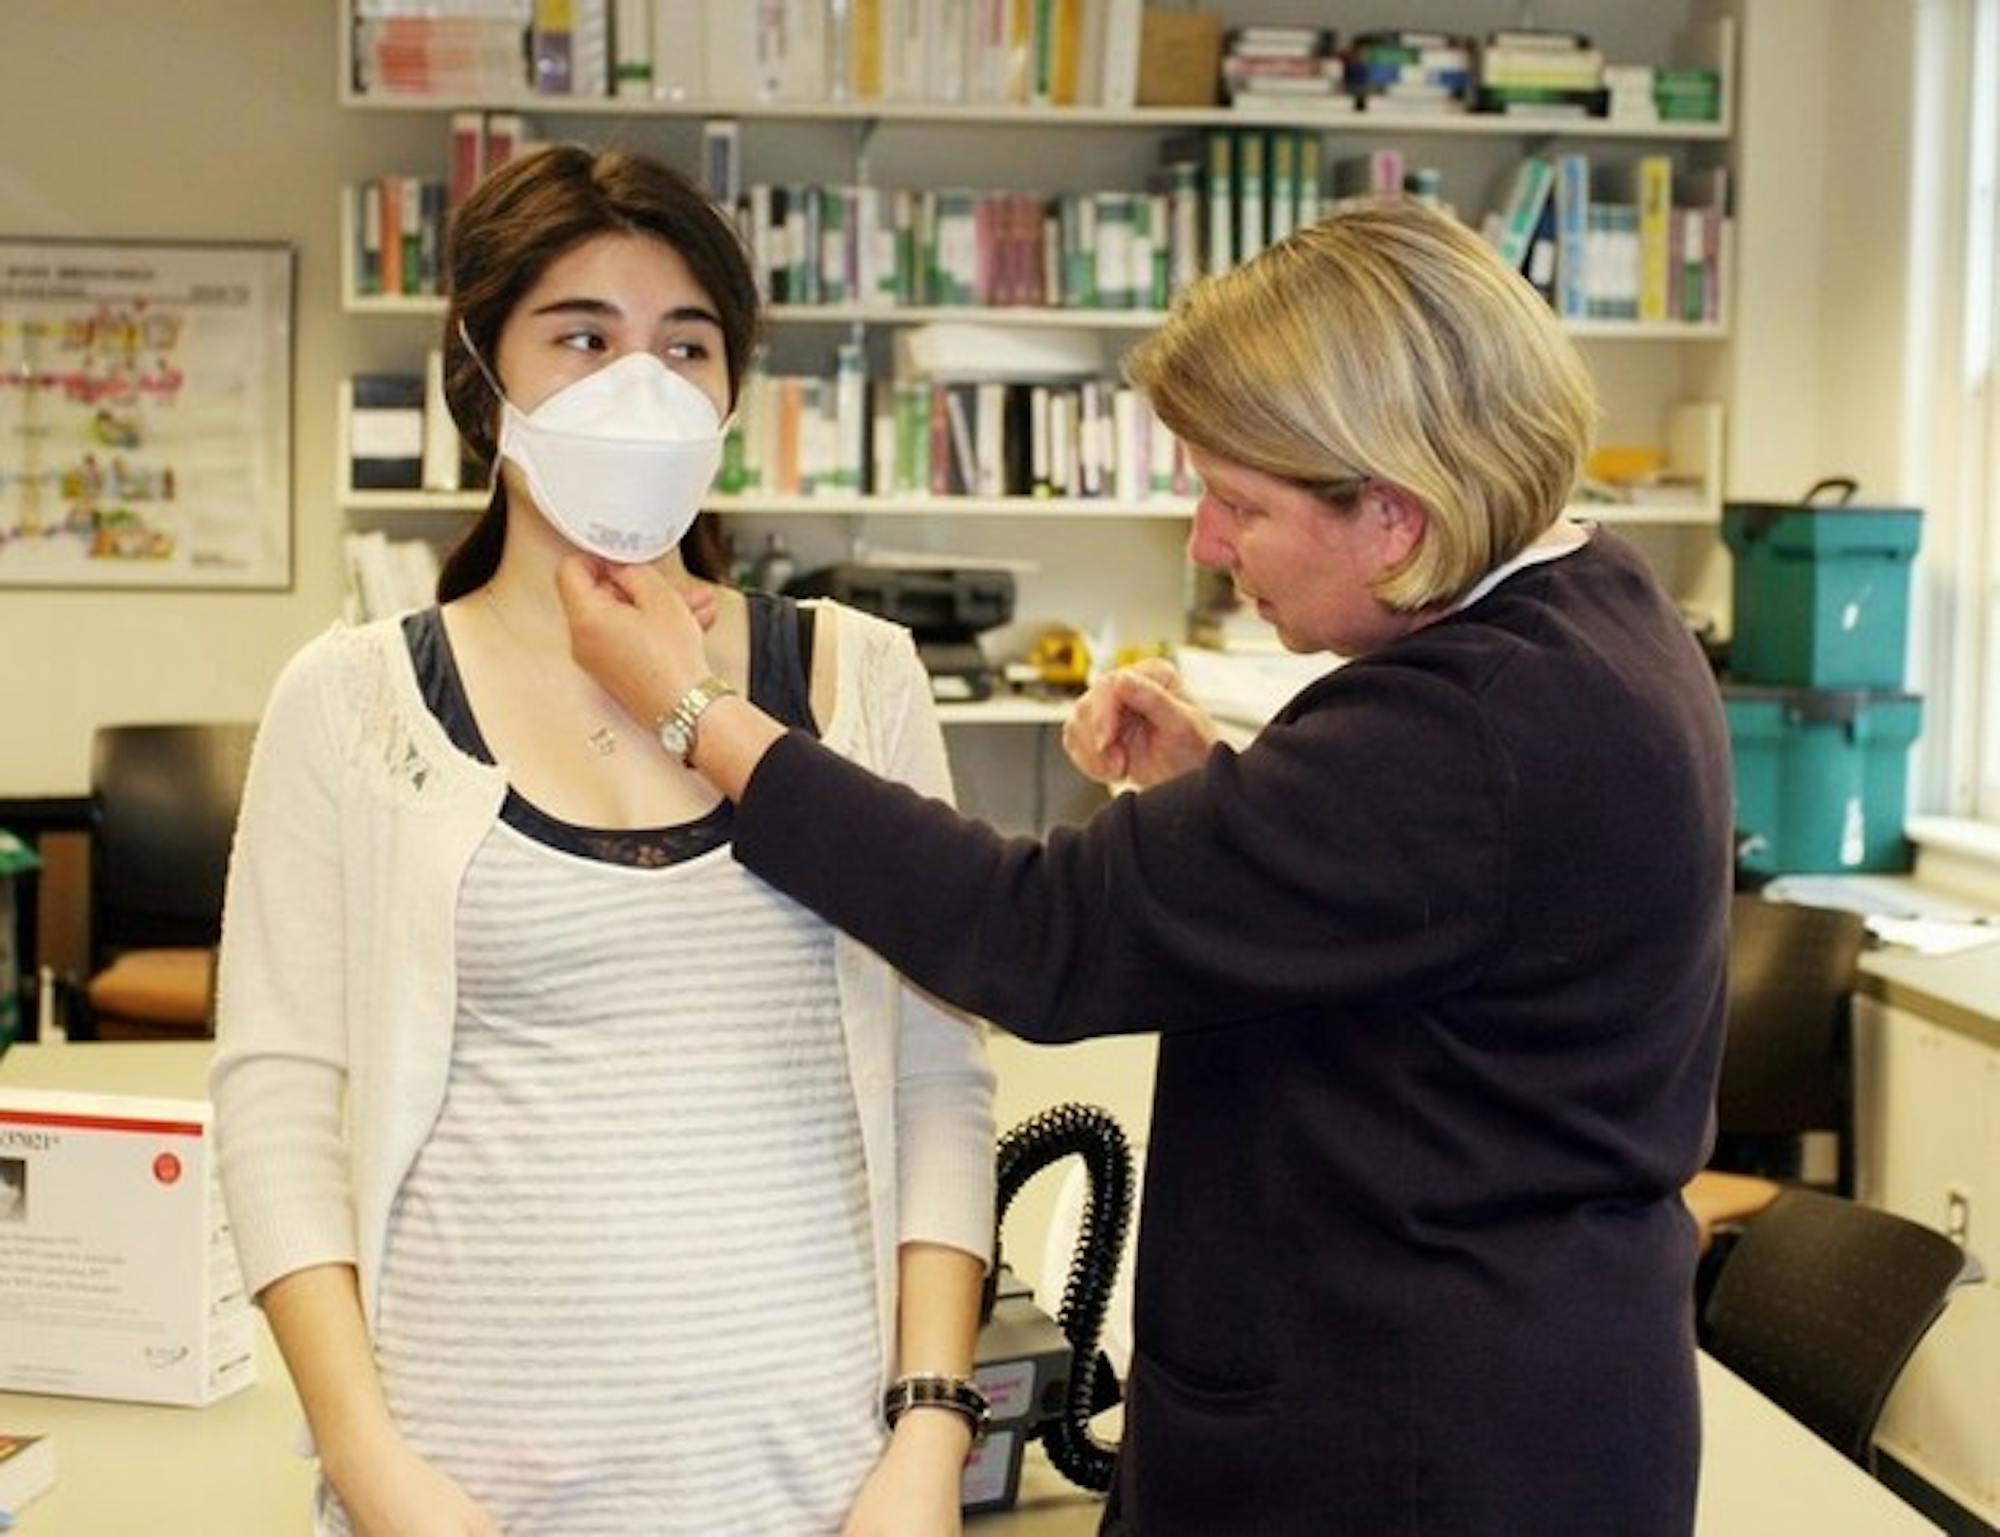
left=463, top=321, right=727, bottom=564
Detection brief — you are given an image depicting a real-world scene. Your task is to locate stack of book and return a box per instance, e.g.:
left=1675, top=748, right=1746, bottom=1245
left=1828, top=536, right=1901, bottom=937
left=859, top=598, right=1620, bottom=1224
left=1196, top=129, right=1326, bottom=271
left=350, top=115, right=535, bottom=299
left=1221, top=26, right=1348, bottom=111
left=352, top=0, right=536, bottom=97
left=1483, top=154, right=1728, bottom=326
left=717, top=343, right=1192, bottom=506
left=1603, top=65, right=1660, bottom=125
left=353, top=0, right=1152, bottom=110
left=1476, top=29, right=1607, bottom=119
left=446, top=112, right=536, bottom=205
left=348, top=179, right=449, bottom=298
left=1345, top=30, right=1473, bottom=116
left=733, top=181, right=1198, bottom=313
left=1655, top=67, right=1722, bottom=122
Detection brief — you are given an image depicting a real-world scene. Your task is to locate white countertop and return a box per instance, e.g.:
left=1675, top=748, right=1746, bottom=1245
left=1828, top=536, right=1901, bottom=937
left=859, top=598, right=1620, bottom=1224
left=0, top=1043, right=1942, bottom=1536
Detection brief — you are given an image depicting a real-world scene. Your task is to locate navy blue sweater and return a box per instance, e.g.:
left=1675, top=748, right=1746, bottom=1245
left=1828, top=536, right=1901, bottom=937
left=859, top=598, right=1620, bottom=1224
left=735, top=531, right=1731, bottom=1535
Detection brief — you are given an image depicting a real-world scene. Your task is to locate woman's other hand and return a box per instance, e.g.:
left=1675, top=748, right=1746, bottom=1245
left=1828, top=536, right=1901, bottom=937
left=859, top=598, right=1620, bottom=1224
left=842, top=1411, right=970, bottom=1537
left=556, top=555, right=714, bottom=729
left=324, top=1430, right=501, bottom=1537
left=1062, top=657, right=1220, bottom=790
left=683, top=577, right=720, bottom=632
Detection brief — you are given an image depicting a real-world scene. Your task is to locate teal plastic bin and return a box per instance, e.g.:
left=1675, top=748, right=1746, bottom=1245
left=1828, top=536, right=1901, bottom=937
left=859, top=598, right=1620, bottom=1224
left=1723, top=686, right=1922, bottom=875
left=1722, top=483, right=1921, bottom=689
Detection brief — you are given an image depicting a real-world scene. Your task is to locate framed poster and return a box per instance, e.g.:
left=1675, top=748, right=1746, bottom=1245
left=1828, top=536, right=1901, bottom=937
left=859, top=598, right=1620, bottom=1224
left=0, top=238, right=293, bottom=590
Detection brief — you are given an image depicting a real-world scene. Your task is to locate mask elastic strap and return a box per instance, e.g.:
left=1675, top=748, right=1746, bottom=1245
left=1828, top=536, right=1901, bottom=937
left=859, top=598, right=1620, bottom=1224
left=457, top=317, right=510, bottom=406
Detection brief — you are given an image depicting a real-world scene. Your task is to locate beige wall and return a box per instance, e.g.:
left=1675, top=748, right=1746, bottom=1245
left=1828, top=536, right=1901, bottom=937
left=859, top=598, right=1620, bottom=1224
left=0, top=0, right=435, bottom=796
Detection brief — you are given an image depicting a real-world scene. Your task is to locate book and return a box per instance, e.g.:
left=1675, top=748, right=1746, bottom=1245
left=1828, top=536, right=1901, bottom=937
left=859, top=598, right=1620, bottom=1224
left=1203, top=130, right=1233, bottom=275
left=421, top=349, right=463, bottom=493
left=1523, top=192, right=1558, bottom=301
left=1553, top=152, right=1591, bottom=320
left=1236, top=130, right=1266, bottom=263
left=613, top=0, right=653, bottom=96
left=701, top=118, right=740, bottom=207
left=1100, top=0, right=1141, bottom=108
left=350, top=374, right=426, bottom=491
left=651, top=0, right=705, bottom=100
left=532, top=0, right=576, bottom=93
left=1635, top=155, right=1673, bottom=321
left=449, top=111, right=487, bottom=206
left=571, top=0, right=612, bottom=96
left=1490, top=157, right=1554, bottom=272
left=0, top=1432, right=55, bottom=1515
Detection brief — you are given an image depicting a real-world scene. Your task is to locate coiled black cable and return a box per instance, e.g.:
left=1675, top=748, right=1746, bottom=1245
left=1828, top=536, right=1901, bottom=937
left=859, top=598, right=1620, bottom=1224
left=991, top=1103, right=1134, bottom=1493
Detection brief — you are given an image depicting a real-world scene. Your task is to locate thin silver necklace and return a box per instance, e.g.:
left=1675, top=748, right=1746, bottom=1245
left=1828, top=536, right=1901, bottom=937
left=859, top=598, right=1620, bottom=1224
left=484, top=585, right=620, bottom=756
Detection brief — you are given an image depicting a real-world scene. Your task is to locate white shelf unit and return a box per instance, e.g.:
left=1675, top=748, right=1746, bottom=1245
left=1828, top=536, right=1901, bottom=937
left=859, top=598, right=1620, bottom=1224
left=336, top=192, right=1735, bottom=345
left=335, top=3, right=1743, bottom=736
left=336, top=386, right=1726, bottom=528
left=334, top=10, right=1733, bottom=141
left=340, top=92, right=1733, bottom=141
left=341, top=282, right=1732, bottom=344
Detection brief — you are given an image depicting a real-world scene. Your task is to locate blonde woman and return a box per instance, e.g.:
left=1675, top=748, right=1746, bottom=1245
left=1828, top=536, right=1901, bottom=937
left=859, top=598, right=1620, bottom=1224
left=563, top=198, right=1731, bottom=1535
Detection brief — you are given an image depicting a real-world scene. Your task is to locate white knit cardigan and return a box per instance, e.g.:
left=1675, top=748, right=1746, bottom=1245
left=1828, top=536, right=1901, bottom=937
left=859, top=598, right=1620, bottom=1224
left=211, top=601, right=996, bottom=1390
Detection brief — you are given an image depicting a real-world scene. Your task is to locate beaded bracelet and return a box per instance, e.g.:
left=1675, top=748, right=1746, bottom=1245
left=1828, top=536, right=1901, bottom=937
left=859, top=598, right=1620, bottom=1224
left=883, top=1372, right=991, bottom=1437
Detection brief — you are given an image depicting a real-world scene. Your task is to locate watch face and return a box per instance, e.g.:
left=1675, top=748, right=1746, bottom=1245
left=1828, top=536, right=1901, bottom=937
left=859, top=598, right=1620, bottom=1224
left=658, top=718, right=692, bottom=759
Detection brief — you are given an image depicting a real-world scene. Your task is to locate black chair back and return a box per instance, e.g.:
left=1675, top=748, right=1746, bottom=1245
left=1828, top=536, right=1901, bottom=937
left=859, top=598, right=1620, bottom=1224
left=1703, top=1188, right=1973, bottom=1467
left=89, top=723, right=257, bottom=969
left=1714, top=895, right=1868, bottom=1188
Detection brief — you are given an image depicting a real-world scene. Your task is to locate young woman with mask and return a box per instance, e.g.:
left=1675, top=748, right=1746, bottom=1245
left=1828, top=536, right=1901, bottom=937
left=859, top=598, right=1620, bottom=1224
left=210, top=147, right=996, bottom=1537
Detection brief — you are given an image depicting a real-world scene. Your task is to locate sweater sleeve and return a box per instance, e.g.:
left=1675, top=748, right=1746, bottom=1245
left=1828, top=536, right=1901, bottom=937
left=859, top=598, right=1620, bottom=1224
left=209, top=635, right=360, bottom=1299
left=736, top=659, right=1510, bottom=1044
left=864, top=622, right=997, bottom=1264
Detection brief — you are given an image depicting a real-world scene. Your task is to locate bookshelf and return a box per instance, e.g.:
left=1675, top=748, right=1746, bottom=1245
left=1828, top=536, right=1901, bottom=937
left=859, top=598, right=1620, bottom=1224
left=338, top=248, right=1733, bottom=342
left=332, top=1, right=1745, bottom=735
left=345, top=288, right=1731, bottom=342
left=339, top=95, right=1734, bottom=140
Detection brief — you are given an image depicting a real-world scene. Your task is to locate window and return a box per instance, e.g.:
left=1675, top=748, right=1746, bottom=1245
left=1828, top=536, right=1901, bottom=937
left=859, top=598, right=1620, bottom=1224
left=1907, top=0, right=2000, bottom=828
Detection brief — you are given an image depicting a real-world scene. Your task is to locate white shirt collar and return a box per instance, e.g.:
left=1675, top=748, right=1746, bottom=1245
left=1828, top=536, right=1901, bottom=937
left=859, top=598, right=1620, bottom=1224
left=1448, top=518, right=1592, bottom=615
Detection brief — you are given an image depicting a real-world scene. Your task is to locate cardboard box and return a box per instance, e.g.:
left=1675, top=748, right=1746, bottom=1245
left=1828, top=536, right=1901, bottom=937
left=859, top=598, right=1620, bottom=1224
left=0, top=1088, right=255, bottom=1406
left=1137, top=9, right=1222, bottom=106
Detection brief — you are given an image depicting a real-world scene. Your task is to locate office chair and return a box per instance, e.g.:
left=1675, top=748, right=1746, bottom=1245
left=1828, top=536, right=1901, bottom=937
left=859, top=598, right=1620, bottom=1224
left=1702, top=1188, right=1982, bottom=1470
left=1709, top=893, right=1869, bottom=1194
left=81, top=723, right=256, bottom=1040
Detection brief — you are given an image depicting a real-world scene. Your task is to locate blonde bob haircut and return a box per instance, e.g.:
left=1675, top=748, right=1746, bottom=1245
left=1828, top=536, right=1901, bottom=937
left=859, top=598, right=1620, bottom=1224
left=1126, top=197, right=1598, bottom=612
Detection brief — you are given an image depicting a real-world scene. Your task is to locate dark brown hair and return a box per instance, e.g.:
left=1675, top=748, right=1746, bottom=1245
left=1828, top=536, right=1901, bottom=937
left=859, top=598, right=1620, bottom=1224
left=436, top=145, right=761, bottom=600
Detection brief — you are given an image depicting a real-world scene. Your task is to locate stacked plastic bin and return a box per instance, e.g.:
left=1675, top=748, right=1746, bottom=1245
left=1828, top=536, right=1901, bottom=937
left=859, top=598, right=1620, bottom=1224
left=1720, top=486, right=1923, bottom=875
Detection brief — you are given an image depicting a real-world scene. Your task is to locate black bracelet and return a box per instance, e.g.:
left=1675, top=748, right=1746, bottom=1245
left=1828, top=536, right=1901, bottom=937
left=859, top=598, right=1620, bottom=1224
left=883, top=1372, right=990, bottom=1436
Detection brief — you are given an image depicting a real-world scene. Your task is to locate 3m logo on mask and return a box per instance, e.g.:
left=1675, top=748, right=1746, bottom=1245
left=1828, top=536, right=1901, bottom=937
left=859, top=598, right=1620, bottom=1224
left=584, top=521, right=663, bottom=557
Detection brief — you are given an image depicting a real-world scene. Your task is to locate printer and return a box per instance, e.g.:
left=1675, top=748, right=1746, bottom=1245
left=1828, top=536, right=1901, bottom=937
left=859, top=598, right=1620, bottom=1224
left=787, top=563, right=1016, bottom=702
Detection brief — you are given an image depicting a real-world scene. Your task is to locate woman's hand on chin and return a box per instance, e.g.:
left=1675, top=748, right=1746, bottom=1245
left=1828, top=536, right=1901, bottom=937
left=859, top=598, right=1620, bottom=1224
left=556, top=554, right=714, bottom=728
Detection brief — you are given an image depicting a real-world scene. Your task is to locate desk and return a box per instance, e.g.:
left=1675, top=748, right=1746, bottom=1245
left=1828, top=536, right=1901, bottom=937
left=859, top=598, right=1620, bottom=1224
left=0, top=1044, right=1941, bottom=1536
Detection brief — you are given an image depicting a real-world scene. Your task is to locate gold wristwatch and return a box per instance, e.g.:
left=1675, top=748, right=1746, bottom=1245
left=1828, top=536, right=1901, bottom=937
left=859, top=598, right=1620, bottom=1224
left=655, top=675, right=737, bottom=765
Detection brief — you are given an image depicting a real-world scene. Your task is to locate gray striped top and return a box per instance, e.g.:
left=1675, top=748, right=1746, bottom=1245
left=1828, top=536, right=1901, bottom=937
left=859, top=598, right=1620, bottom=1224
left=319, top=820, right=883, bottom=1536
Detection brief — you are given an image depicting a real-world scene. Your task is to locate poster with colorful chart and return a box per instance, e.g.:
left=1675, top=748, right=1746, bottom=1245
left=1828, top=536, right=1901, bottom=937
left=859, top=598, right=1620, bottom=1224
left=0, top=239, right=292, bottom=589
